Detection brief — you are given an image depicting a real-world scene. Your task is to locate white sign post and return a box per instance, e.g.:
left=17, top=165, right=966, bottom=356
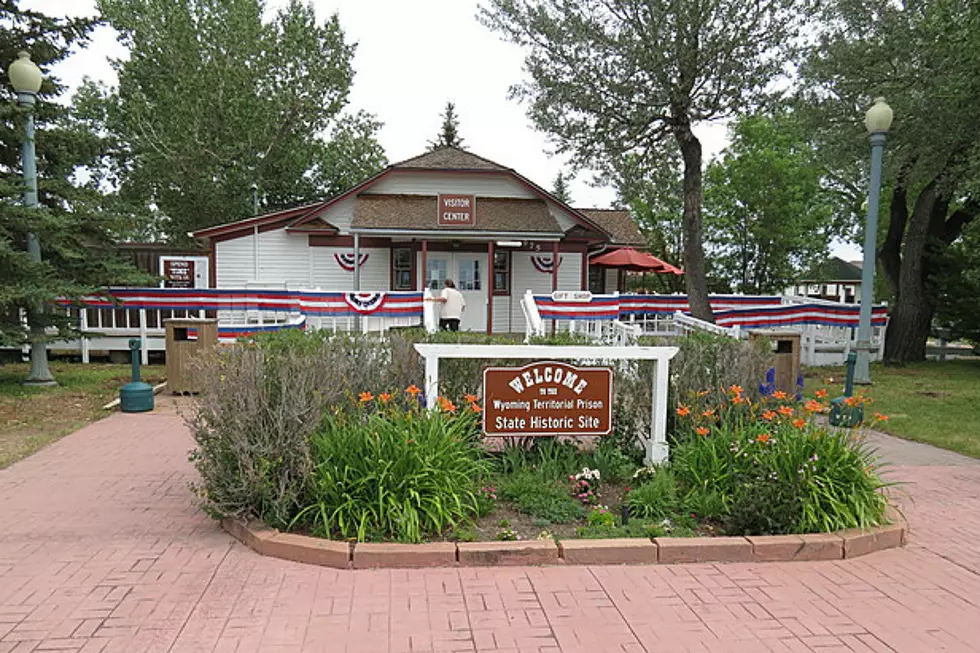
left=414, top=343, right=679, bottom=464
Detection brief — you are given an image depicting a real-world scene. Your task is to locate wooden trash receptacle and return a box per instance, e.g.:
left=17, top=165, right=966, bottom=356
left=749, top=330, right=802, bottom=397
left=164, top=318, right=218, bottom=394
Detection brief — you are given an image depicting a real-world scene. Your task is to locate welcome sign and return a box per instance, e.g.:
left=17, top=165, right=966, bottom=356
left=483, top=361, right=613, bottom=436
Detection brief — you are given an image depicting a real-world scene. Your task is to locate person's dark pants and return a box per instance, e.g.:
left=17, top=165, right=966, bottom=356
left=439, top=318, right=460, bottom=332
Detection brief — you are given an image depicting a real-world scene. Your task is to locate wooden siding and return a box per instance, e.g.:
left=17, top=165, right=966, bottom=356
left=368, top=171, right=538, bottom=200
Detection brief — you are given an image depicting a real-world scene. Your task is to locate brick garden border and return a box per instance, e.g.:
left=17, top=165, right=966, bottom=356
left=221, top=511, right=906, bottom=569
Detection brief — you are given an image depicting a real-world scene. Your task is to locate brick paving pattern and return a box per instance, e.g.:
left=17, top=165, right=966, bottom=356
left=2, top=409, right=979, bottom=652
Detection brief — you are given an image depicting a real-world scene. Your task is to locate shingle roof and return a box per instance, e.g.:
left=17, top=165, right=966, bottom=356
left=392, top=146, right=510, bottom=171
left=351, top=194, right=562, bottom=234
left=574, top=208, right=645, bottom=246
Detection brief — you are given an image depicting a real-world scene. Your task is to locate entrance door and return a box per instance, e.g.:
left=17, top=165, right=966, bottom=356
left=425, top=252, right=487, bottom=332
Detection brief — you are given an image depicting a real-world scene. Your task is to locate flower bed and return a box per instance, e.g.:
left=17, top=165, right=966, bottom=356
left=189, top=331, right=899, bottom=559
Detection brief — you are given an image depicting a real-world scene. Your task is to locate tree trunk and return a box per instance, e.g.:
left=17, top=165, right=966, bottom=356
left=673, top=124, right=713, bottom=322
left=879, top=160, right=914, bottom=298
left=883, top=181, right=940, bottom=364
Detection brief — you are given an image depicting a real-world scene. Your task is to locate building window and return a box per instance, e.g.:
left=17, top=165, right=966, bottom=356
left=588, top=265, right=605, bottom=294
left=493, top=250, right=510, bottom=295
left=392, top=247, right=414, bottom=290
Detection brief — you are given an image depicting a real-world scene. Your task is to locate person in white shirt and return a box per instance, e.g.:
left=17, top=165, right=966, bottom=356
left=430, top=279, right=466, bottom=331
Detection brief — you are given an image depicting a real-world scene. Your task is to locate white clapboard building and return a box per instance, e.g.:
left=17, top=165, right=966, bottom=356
left=191, top=147, right=645, bottom=333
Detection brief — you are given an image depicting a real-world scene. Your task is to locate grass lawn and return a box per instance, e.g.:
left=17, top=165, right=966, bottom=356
left=803, top=359, right=980, bottom=458
left=0, top=362, right=166, bottom=469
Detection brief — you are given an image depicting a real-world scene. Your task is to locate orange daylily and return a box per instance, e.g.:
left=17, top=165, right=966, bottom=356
left=697, top=390, right=710, bottom=397
left=729, top=385, right=744, bottom=395
left=844, top=396, right=858, bottom=407
left=464, top=394, right=478, bottom=404
left=696, top=426, right=710, bottom=436
left=804, top=400, right=823, bottom=412
left=676, top=404, right=691, bottom=417
left=792, top=418, right=806, bottom=429
left=701, top=409, right=716, bottom=419
left=379, top=392, right=392, bottom=403
left=405, top=385, right=422, bottom=397
left=874, top=412, right=889, bottom=422
left=815, top=389, right=828, bottom=399
left=358, top=391, right=374, bottom=403
left=470, top=402, right=482, bottom=413
left=772, top=390, right=788, bottom=400
left=777, top=405, right=794, bottom=417
left=761, top=410, right=777, bottom=422
left=756, top=433, right=771, bottom=444
left=437, top=397, right=457, bottom=413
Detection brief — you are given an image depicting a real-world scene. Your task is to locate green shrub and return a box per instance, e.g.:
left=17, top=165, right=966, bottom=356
left=683, top=488, right=728, bottom=521
left=671, top=431, right=737, bottom=503
left=498, top=472, right=584, bottom=523
left=188, top=331, right=422, bottom=528
left=493, top=438, right=589, bottom=481
left=296, top=408, right=489, bottom=542
left=586, top=505, right=616, bottom=528
left=575, top=522, right=660, bottom=539
left=626, top=468, right=680, bottom=521
left=587, top=439, right=638, bottom=484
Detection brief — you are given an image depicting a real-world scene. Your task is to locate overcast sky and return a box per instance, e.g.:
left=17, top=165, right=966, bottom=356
left=20, top=0, right=857, bottom=258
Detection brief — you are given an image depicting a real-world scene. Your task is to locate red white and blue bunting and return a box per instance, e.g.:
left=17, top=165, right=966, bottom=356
left=618, top=294, right=783, bottom=316
left=61, top=288, right=424, bottom=320
left=535, top=295, right=620, bottom=321
left=533, top=293, right=888, bottom=327
left=343, top=292, right=386, bottom=314
left=530, top=255, right=562, bottom=274
left=333, top=252, right=369, bottom=271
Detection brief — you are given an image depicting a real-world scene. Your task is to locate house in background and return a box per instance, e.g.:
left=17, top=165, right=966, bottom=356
left=785, top=257, right=864, bottom=304
left=191, top=147, right=650, bottom=333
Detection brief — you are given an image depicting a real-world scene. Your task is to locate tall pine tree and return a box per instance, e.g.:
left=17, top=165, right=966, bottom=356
left=428, top=101, right=464, bottom=150
left=1, top=1, right=144, bottom=353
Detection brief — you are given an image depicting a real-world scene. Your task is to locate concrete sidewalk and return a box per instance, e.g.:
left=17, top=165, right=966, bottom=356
left=1, top=410, right=979, bottom=653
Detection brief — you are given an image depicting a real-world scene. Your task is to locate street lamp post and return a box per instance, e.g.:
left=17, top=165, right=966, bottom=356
left=854, top=97, right=893, bottom=385
left=8, top=51, right=55, bottom=385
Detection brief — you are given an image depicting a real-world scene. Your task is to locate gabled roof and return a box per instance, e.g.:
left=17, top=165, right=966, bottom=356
left=801, top=257, right=863, bottom=283
left=575, top=208, right=645, bottom=246
left=392, top=146, right=508, bottom=171
left=191, top=202, right=327, bottom=240
left=191, top=146, right=614, bottom=243
left=352, top=194, right=562, bottom=235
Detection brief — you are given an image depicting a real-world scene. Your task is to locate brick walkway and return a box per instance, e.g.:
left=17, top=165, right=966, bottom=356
left=2, top=411, right=980, bottom=653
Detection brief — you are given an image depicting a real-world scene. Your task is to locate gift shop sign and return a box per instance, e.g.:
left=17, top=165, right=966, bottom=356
left=438, top=194, right=475, bottom=226
left=483, top=361, right=613, bottom=436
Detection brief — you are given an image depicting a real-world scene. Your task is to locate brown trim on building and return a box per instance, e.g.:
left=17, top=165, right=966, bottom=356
left=491, top=248, right=512, bottom=298
left=389, top=243, right=418, bottom=292
left=486, top=241, right=494, bottom=334
left=192, top=203, right=325, bottom=240
left=421, top=240, right=428, bottom=292
left=580, top=251, right=588, bottom=291
left=307, top=235, right=391, bottom=248
left=208, top=240, right=217, bottom=288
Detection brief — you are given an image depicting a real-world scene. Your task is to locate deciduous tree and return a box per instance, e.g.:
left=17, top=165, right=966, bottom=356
left=799, top=0, right=980, bottom=363
left=87, top=0, right=386, bottom=244
left=480, top=0, right=812, bottom=321
left=703, top=112, right=836, bottom=294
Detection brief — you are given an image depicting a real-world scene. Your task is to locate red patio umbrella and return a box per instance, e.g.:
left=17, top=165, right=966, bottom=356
left=590, top=248, right=684, bottom=275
